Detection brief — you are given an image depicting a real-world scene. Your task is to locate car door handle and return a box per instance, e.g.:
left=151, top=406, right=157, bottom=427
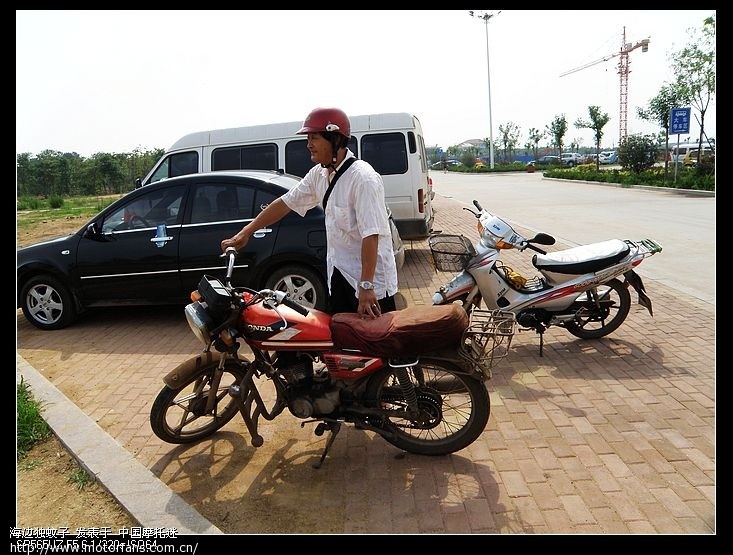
left=252, top=228, right=273, bottom=239
left=152, top=224, right=173, bottom=247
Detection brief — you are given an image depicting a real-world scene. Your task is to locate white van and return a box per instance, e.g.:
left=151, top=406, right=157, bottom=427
left=139, top=112, right=434, bottom=240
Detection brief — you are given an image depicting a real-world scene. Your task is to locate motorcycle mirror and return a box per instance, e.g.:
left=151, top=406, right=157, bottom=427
left=530, top=233, right=556, bottom=246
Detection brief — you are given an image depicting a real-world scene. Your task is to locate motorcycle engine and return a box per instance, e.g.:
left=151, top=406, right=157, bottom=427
left=274, top=352, right=341, bottom=418
left=516, top=309, right=551, bottom=331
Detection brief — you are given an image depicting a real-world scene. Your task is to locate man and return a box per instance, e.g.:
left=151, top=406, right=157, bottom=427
left=221, top=107, right=398, bottom=318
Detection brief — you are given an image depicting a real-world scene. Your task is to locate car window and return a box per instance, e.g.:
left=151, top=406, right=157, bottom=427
left=101, top=185, right=186, bottom=233
left=190, top=183, right=256, bottom=224
left=254, top=188, right=280, bottom=216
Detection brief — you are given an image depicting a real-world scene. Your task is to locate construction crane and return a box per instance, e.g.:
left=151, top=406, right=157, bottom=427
left=560, top=27, right=650, bottom=144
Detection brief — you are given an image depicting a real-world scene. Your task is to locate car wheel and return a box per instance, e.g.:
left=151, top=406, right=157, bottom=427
left=264, top=265, right=327, bottom=311
left=20, top=274, right=78, bottom=330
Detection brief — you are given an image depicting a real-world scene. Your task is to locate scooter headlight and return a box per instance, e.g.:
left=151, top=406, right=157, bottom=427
left=185, top=301, right=214, bottom=346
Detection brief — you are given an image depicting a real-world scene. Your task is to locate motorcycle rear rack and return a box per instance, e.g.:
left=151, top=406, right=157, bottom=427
left=625, top=238, right=663, bottom=258
left=460, top=309, right=517, bottom=379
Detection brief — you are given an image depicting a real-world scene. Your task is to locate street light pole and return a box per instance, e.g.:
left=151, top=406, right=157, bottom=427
left=470, top=10, right=500, bottom=169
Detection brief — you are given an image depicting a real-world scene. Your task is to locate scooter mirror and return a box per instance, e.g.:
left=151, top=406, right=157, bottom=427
left=530, top=233, right=556, bottom=246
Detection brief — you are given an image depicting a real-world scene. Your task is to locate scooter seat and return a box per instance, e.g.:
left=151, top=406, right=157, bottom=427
left=532, top=239, right=630, bottom=275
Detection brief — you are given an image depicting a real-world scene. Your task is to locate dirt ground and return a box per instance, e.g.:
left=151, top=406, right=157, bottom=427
left=16, top=214, right=88, bottom=248
left=16, top=434, right=137, bottom=531
left=17, top=216, right=137, bottom=532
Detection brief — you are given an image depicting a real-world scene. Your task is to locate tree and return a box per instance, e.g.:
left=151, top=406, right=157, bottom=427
left=637, top=83, right=690, bottom=179
left=618, top=134, right=658, bottom=174
left=546, top=115, right=568, bottom=156
left=670, top=14, right=716, bottom=165
left=497, top=122, right=520, bottom=163
left=527, top=127, right=545, bottom=163
left=575, top=105, right=611, bottom=170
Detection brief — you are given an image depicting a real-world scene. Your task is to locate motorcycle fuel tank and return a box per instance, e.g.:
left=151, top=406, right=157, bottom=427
left=241, top=301, right=334, bottom=350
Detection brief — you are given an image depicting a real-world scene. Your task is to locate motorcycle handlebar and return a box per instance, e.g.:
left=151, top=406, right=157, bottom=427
left=282, top=297, right=310, bottom=317
left=524, top=243, right=547, bottom=255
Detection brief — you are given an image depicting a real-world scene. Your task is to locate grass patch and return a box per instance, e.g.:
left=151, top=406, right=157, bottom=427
left=16, top=194, right=122, bottom=230
left=17, top=377, right=51, bottom=460
left=69, top=467, right=96, bottom=491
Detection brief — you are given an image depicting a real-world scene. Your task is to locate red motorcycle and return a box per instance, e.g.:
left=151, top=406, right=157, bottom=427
left=150, top=248, right=516, bottom=468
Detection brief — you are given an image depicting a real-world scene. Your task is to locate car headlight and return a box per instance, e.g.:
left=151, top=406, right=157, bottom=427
left=184, top=301, right=214, bottom=346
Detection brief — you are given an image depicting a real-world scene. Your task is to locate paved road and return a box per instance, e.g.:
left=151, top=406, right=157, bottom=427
left=430, top=171, right=715, bottom=305
left=17, top=187, right=715, bottom=534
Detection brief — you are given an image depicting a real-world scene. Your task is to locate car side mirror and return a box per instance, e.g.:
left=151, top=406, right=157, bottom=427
left=84, top=222, right=101, bottom=239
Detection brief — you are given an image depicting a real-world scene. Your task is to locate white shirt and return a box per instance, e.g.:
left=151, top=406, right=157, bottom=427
left=281, top=149, right=398, bottom=299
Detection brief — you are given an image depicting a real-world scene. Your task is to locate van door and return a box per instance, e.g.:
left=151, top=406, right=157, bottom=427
left=361, top=130, right=433, bottom=240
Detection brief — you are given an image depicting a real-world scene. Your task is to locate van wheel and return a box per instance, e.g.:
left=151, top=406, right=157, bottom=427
left=264, top=265, right=327, bottom=311
left=20, top=274, right=78, bottom=330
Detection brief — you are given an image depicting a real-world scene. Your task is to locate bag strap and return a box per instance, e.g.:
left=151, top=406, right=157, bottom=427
left=322, top=157, right=357, bottom=211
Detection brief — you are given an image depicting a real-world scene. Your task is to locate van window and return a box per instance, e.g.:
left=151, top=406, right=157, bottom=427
left=212, top=143, right=278, bottom=172
left=284, top=139, right=313, bottom=177
left=285, top=137, right=359, bottom=178
left=149, top=152, right=199, bottom=184
left=361, top=132, right=407, bottom=175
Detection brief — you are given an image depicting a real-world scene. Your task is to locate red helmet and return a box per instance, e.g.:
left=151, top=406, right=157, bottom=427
left=297, top=107, right=351, bottom=138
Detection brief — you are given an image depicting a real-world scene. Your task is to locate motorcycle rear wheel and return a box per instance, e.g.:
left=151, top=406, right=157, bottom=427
left=364, top=359, right=490, bottom=456
left=150, top=359, right=246, bottom=444
left=564, top=278, right=631, bottom=339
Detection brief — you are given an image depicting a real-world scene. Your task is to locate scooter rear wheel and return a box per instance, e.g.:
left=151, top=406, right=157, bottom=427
left=564, top=278, right=631, bottom=339
left=150, top=359, right=246, bottom=444
left=364, top=359, right=490, bottom=456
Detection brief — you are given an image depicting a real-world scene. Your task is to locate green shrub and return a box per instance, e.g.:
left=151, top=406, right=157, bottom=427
left=48, top=195, right=65, bottom=209
left=17, top=196, right=42, bottom=211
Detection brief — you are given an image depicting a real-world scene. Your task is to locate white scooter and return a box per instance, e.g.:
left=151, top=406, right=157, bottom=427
left=429, top=200, right=662, bottom=356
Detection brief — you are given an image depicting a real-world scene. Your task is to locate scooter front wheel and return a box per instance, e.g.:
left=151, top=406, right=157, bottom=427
left=564, top=278, right=631, bottom=339
left=364, top=359, right=490, bottom=456
left=150, top=359, right=246, bottom=444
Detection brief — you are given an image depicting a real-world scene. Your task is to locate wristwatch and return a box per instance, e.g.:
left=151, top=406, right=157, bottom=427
left=358, top=280, right=374, bottom=291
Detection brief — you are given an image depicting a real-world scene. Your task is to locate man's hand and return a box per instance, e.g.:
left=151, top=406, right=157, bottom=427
left=358, top=290, right=380, bottom=319
left=220, top=233, right=248, bottom=253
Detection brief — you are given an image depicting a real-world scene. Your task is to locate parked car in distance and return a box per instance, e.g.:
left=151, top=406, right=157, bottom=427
left=17, top=170, right=405, bottom=330
left=430, top=159, right=460, bottom=170
left=599, top=150, right=618, bottom=164
left=682, top=148, right=715, bottom=167
left=535, top=155, right=561, bottom=165
left=560, top=152, right=584, bottom=167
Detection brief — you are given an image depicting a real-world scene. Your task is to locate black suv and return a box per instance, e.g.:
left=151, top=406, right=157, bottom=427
left=17, top=170, right=404, bottom=330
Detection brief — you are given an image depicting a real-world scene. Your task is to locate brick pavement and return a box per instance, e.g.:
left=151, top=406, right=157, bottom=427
left=16, top=193, right=715, bottom=534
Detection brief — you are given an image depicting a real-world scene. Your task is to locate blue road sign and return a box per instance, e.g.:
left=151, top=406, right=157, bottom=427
left=670, top=107, right=691, bottom=135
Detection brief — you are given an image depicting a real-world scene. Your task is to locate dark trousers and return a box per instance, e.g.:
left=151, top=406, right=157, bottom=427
left=327, top=267, right=396, bottom=314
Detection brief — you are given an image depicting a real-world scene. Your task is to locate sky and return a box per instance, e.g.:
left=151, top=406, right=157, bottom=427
left=16, top=9, right=716, bottom=157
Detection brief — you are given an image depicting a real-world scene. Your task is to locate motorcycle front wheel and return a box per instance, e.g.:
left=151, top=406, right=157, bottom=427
left=364, top=359, right=490, bottom=456
left=150, top=359, right=246, bottom=444
left=564, top=278, right=631, bottom=339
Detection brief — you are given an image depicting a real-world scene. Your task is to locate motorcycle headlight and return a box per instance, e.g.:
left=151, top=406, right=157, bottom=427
left=185, top=301, right=214, bottom=346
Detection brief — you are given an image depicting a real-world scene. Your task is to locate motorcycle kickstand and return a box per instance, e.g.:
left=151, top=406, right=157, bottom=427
left=539, top=332, right=544, bottom=357
left=301, top=420, right=342, bottom=469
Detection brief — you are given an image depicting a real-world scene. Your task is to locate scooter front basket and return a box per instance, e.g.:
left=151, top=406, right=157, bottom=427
left=428, top=234, right=476, bottom=272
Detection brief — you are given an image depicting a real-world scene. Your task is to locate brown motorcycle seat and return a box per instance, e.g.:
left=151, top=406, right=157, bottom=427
left=330, top=304, right=468, bottom=358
